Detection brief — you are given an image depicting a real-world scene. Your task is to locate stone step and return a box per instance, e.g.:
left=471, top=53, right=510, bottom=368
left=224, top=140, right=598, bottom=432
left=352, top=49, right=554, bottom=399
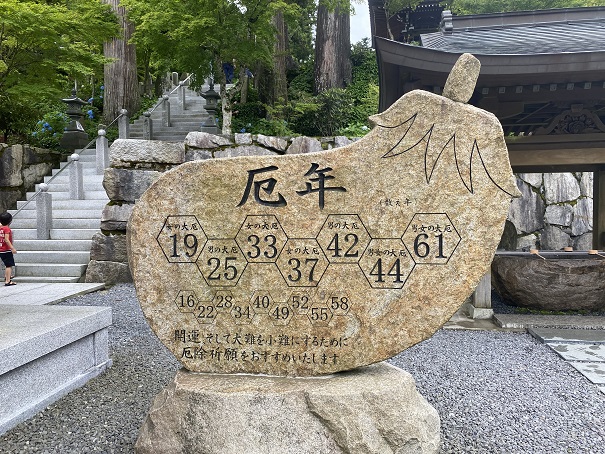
left=11, top=276, right=82, bottom=283
left=10, top=218, right=100, bottom=229
left=15, top=251, right=90, bottom=264
left=131, top=113, right=208, bottom=124
left=14, top=263, right=88, bottom=277
left=16, top=199, right=107, bottom=210
left=0, top=304, right=111, bottom=435
left=16, top=229, right=99, bottom=240
left=35, top=183, right=105, bottom=192
left=67, top=154, right=97, bottom=163
left=10, top=209, right=105, bottom=220
left=26, top=191, right=108, bottom=201
left=128, top=135, right=188, bottom=142
left=51, top=167, right=99, bottom=176
left=130, top=123, right=206, bottom=131
left=44, top=174, right=104, bottom=184
left=15, top=239, right=92, bottom=251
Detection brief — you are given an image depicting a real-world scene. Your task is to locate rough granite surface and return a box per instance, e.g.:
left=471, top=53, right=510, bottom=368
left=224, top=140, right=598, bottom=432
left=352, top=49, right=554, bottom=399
left=135, top=363, right=440, bottom=454
left=128, top=54, right=519, bottom=376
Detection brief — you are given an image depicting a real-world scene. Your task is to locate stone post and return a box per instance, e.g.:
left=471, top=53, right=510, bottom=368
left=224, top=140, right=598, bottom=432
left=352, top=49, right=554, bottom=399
left=468, top=272, right=494, bottom=319
left=36, top=184, right=52, bottom=240
left=178, top=82, right=187, bottom=110
left=69, top=154, right=84, bottom=200
left=161, top=95, right=171, bottom=127
left=96, top=127, right=109, bottom=174
left=118, top=109, right=130, bottom=139
left=171, top=72, right=179, bottom=87
left=143, top=112, right=153, bottom=140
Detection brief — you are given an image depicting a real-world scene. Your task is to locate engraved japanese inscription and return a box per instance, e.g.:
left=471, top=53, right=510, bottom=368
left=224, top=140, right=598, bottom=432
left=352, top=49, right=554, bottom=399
left=128, top=54, right=520, bottom=376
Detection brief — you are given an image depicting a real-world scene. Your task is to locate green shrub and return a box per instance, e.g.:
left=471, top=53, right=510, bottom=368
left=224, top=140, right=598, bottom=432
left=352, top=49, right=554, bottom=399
left=28, top=110, right=69, bottom=150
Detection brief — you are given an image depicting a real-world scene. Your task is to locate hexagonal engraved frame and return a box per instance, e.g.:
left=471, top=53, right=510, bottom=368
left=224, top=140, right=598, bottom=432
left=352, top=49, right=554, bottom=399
left=316, top=214, right=371, bottom=264
left=156, top=215, right=208, bottom=263
left=401, top=212, right=461, bottom=265
left=196, top=239, right=248, bottom=287
left=235, top=215, right=288, bottom=263
left=359, top=238, right=416, bottom=289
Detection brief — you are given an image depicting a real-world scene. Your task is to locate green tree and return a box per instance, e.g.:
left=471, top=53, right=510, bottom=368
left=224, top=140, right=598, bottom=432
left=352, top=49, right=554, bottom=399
left=0, top=0, right=118, bottom=142
left=382, top=1, right=422, bottom=40
left=123, top=0, right=298, bottom=134
left=451, top=0, right=603, bottom=14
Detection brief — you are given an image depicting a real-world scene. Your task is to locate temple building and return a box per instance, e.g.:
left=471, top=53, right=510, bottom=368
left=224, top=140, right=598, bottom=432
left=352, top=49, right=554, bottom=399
left=368, top=2, right=605, bottom=250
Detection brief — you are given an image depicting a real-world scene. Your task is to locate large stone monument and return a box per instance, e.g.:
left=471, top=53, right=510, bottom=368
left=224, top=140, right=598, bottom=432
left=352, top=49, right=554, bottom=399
left=129, top=54, right=519, bottom=453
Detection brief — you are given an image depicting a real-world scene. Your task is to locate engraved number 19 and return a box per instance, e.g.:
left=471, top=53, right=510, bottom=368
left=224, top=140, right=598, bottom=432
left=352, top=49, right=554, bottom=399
left=170, top=234, right=198, bottom=258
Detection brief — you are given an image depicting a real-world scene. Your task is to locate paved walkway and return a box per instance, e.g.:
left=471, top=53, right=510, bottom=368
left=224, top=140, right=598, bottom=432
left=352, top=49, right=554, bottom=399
left=0, top=282, right=105, bottom=306
left=529, top=327, right=605, bottom=394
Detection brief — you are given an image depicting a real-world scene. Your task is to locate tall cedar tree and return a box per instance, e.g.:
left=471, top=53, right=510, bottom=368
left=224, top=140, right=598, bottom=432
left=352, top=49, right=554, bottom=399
left=103, top=0, right=140, bottom=123
left=314, top=1, right=351, bottom=94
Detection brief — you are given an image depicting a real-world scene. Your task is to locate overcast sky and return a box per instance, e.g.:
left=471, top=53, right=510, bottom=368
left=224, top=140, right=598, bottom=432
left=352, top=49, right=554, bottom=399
left=350, top=4, right=372, bottom=43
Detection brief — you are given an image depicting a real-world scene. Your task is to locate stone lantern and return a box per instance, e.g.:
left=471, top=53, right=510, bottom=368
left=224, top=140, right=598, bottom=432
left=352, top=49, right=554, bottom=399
left=59, top=89, right=90, bottom=151
left=200, top=79, right=220, bottom=134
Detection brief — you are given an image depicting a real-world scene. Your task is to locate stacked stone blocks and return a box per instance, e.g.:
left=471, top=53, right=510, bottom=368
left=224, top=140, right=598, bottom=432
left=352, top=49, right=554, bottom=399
left=0, top=144, right=63, bottom=213
left=506, top=172, right=593, bottom=251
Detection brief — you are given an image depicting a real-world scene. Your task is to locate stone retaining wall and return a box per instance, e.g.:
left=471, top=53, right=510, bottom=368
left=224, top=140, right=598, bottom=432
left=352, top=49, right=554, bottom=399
left=87, top=132, right=593, bottom=284
left=0, top=144, right=63, bottom=213
left=503, top=173, right=593, bottom=251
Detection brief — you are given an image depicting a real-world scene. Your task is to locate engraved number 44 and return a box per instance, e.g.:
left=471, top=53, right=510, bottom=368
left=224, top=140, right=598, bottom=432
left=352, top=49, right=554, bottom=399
left=370, top=258, right=404, bottom=283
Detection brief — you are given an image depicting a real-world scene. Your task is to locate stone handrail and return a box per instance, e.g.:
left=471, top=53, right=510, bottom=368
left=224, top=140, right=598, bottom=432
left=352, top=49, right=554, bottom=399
left=143, top=74, right=194, bottom=139
left=11, top=110, right=130, bottom=239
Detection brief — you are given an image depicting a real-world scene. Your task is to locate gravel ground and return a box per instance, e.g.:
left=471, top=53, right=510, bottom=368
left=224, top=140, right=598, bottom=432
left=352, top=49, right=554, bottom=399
left=1, top=284, right=604, bottom=453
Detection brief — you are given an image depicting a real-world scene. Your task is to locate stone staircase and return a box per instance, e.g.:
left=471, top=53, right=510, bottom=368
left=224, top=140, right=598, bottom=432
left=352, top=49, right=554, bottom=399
left=4, top=86, right=212, bottom=283
left=8, top=148, right=107, bottom=283
left=129, top=85, right=212, bottom=142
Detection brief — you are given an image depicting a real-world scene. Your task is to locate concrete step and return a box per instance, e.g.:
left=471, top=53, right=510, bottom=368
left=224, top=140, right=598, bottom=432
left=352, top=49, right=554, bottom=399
left=15, top=239, right=92, bottom=251
left=130, top=123, right=206, bottom=132
left=56, top=154, right=97, bottom=163
left=16, top=199, right=107, bottom=210
left=26, top=191, right=108, bottom=201
left=16, top=229, right=99, bottom=240
left=0, top=304, right=111, bottom=434
left=10, top=218, right=100, bottom=229
left=15, top=251, right=90, bottom=264
left=129, top=135, right=188, bottom=142
left=14, top=263, right=88, bottom=277
left=134, top=112, right=207, bottom=119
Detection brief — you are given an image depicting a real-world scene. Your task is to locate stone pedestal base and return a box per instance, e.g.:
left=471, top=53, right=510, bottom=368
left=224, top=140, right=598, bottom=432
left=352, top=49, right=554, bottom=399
left=462, top=302, right=495, bottom=320
left=135, top=362, right=440, bottom=454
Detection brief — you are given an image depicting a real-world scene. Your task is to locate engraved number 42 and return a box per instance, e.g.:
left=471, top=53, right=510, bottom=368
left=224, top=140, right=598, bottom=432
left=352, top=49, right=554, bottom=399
left=327, top=233, right=359, bottom=258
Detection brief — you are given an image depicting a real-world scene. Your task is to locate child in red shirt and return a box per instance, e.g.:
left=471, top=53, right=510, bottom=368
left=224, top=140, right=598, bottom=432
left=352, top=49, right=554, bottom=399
left=0, top=212, right=17, bottom=286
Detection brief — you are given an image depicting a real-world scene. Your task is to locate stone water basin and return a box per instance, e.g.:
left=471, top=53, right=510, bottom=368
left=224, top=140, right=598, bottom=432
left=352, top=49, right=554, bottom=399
left=491, top=251, right=605, bottom=311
